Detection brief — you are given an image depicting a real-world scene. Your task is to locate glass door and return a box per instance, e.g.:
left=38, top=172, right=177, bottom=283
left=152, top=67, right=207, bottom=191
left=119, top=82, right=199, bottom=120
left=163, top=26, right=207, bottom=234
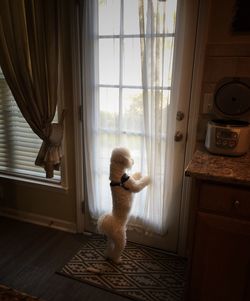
left=81, top=0, right=199, bottom=251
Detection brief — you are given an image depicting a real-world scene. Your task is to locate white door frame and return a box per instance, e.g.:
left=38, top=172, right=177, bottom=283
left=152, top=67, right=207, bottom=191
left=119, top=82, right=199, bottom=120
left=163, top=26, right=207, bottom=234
left=71, top=8, right=85, bottom=233
left=73, top=0, right=212, bottom=254
left=177, top=0, right=211, bottom=256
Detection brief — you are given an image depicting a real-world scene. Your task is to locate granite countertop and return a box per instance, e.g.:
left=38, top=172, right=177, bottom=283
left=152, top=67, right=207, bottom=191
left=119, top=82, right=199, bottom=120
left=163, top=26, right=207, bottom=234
left=185, top=149, right=250, bottom=186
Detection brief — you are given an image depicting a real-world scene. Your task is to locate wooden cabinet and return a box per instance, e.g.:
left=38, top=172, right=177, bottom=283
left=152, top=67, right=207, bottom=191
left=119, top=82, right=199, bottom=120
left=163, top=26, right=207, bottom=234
left=187, top=181, right=250, bottom=301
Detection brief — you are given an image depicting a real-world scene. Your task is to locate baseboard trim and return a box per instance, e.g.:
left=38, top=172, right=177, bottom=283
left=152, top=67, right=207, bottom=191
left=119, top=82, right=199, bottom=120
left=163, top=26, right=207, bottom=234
left=0, top=207, right=77, bottom=233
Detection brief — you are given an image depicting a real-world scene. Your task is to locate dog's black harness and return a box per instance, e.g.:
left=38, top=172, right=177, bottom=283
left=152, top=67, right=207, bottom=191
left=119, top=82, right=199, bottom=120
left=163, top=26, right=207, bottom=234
left=110, top=173, right=130, bottom=191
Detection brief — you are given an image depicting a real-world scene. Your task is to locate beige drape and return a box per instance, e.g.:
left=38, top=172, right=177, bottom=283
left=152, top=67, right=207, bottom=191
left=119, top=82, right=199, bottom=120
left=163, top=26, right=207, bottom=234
left=0, top=0, right=63, bottom=178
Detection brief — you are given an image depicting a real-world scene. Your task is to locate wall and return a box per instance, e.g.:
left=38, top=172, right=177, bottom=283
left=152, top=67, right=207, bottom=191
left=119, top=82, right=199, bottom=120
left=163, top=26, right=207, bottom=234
left=0, top=2, right=78, bottom=231
left=197, top=0, right=250, bottom=142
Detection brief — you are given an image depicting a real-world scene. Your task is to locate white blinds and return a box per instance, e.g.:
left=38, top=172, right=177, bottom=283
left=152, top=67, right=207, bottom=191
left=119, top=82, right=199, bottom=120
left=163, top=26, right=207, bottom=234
left=0, top=69, right=60, bottom=180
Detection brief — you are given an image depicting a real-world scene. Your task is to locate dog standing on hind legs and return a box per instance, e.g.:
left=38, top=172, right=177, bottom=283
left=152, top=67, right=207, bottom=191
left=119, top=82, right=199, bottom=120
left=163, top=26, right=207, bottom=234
left=97, top=147, right=151, bottom=264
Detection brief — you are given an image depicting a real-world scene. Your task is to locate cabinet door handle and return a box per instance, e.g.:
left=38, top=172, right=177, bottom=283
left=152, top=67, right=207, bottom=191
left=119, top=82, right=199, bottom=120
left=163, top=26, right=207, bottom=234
left=233, top=200, right=240, bottom=209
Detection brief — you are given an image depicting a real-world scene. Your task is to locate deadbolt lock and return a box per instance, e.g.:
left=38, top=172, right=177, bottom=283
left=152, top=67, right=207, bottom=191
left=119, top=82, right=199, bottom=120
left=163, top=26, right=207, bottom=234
left=176, top=111, right=185, bottom=121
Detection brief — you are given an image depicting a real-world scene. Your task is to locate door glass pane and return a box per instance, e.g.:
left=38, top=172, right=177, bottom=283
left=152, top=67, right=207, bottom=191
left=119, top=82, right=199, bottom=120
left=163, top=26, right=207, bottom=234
left=165, top=0, right=177, bottom=34
left=99, top=87, right=119, bottom=130
left=99, top=38, right=119, bottom=85
left=163, top=38, right=174, bottom=87
left=138, top=0, right=177, bottom=34
left=162, top=89, right=170, bottom=134
left=124, top=0, right=140, bottom=35
left=123, top=38, right=141, bottom=86
left=143, top=37, right=174, bottom=88
left=98, top=0, right=120, bottom=35
left=122, top=88, right=143, bottom=133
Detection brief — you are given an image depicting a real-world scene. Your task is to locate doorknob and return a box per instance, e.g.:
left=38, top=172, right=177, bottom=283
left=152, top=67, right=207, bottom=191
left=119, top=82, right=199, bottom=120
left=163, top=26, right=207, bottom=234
left=174, top=130, right=183, bottom=142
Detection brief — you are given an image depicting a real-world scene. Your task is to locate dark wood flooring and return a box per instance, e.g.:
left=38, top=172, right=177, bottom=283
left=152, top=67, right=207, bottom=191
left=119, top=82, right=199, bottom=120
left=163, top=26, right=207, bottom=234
left=0, top=216, right=130, bottom=301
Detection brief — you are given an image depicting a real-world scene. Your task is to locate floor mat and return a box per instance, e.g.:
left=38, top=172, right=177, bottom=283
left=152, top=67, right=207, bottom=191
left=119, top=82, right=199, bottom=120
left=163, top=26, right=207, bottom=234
left=57, top=234, right=187, bottom=301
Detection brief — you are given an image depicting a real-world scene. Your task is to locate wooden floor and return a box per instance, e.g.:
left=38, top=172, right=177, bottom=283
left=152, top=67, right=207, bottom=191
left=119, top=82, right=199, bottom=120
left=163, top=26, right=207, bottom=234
left=0, top=216, right=130, bottom=301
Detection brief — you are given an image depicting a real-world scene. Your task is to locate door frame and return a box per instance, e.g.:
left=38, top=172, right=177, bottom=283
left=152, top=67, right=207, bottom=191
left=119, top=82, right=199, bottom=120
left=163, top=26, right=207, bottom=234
left=177, top=0, right=211, bottom=256
left=73, top=0, right=211, bottom=255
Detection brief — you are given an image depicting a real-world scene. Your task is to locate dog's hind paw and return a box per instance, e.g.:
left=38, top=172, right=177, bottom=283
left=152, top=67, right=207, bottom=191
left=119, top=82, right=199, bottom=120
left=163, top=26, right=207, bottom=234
left=112, top=257, right=122, bottom=264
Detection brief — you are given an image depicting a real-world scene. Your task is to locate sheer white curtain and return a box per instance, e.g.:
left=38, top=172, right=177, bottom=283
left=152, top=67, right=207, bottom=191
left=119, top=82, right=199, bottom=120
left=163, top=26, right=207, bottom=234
left=82, top=0, right=177, bottom=235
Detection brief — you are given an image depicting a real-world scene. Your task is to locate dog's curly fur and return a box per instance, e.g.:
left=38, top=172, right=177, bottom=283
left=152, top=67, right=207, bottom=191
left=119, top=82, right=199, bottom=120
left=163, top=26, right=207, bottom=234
left=97, top=147, right=150, bottom=264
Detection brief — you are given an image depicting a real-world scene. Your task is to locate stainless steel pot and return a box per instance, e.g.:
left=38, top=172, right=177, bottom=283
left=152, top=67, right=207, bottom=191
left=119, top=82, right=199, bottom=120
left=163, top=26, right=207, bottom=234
left=205, top=119, right=250, bottom=156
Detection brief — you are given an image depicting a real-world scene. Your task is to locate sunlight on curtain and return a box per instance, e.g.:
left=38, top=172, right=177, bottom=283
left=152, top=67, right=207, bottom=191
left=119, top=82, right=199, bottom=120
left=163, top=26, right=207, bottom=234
left=83, top=0, right=177, bottom=235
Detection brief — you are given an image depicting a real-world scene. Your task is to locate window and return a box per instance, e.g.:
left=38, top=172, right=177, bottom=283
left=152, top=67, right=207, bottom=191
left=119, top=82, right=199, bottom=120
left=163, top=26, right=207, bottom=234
left=83, top=0, right=178, bottom=234
left=0, top=67, right=60, bottom=181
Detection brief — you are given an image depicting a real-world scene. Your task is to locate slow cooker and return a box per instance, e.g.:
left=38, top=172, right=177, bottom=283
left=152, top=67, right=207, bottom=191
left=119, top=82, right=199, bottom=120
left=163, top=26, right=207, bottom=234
left=205, top=78, right=250, bottom=156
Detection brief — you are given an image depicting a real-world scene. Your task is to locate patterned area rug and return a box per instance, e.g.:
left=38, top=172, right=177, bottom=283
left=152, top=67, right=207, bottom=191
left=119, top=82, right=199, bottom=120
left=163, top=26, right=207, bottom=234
left=0, top=284, right=44, bottom=301
left=58, top=234, right=187, bottom=301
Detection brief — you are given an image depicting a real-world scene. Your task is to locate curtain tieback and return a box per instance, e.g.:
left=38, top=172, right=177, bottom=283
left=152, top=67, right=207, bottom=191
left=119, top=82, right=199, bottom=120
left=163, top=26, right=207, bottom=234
left=47, top=123, right=63, bottom=147
left=35, top=111, right=65, bottom=178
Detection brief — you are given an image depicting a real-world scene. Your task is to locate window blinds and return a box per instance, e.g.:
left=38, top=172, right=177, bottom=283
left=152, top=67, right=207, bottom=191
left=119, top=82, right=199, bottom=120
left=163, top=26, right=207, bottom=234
left=0, top=69, right=60, bottom=180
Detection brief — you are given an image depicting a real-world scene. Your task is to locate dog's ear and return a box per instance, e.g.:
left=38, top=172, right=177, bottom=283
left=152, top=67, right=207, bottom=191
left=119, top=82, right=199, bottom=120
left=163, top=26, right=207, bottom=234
left=117, top=155, right=133, bottom=168
left=121, top=155, right=131, bottom=167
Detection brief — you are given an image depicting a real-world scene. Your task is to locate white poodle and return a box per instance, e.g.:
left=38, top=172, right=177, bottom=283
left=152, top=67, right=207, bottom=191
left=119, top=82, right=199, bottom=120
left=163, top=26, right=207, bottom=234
left=97, top=147, right=150, bottom=264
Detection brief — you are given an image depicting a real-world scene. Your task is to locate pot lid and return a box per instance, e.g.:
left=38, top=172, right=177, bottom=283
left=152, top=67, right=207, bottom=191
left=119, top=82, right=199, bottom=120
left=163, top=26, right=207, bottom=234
left=214, top=80, right=250, bottom=116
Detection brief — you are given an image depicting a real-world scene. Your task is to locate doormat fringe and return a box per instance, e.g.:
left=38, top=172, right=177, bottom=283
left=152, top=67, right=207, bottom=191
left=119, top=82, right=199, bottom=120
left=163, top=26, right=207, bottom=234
left=57, top=234, right=187, bottom=301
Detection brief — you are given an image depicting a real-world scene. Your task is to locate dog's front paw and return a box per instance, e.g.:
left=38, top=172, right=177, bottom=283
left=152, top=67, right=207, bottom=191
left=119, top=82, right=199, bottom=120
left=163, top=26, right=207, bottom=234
left=132, top=172, right=142, bottom=180
left=143, top=176, right=151, bottom=185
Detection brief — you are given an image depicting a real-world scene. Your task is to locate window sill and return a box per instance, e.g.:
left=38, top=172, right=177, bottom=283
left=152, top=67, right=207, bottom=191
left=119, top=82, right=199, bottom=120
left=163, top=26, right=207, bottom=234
left=0, top=172, right=68, bottom=193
